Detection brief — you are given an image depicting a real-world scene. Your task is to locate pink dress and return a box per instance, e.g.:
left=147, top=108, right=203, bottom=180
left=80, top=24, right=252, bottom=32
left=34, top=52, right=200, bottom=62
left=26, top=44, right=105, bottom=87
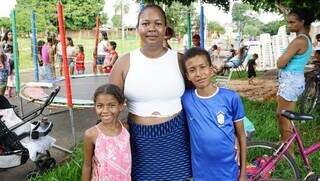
left=92, top=124, right=131, bottom=181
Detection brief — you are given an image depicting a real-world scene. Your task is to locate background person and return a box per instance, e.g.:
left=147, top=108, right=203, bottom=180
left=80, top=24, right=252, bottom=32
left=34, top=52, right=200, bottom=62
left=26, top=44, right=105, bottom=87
left=276, top=8, right=315, bottom=156
left=109, top=4, right=192, bottom=180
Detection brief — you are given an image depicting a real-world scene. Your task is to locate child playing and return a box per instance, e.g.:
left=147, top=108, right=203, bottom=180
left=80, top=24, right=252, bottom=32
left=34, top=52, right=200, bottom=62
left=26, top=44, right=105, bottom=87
left=0, top=53, right=9, bottom=95
left=247, top=53, right=258, bottom=85
left=75, top=45, right=85, bottom=74
left=182, top=47, right=247, bottom=181
left=103, top=41, right=118, bottom=73
left=82, top=84, right=131, bottom=181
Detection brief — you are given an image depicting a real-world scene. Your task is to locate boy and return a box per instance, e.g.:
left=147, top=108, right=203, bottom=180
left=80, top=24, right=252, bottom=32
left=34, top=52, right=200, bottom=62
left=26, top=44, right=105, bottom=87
left=247, top=53, right=258, bottom=85
left=182, top=47, right=247, bottom=181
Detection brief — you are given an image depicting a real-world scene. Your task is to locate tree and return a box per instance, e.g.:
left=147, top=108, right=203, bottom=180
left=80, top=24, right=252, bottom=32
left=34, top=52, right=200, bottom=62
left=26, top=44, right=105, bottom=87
left=261, top=20, right=286, bottom=35
left=243, top=24, right=261, bottom=37
left=0, top=17, right=11, bottom=31
left=144, top=0, right=320, bottom=19
left=15, top=0, right=105, bottom=33
left=231, top=3, right=253, bottom=35
left=164, top=2, right=197, bottom=36
left=207, top=21, right=225, bottom=34
left=111, top=15, right=121, bottom=28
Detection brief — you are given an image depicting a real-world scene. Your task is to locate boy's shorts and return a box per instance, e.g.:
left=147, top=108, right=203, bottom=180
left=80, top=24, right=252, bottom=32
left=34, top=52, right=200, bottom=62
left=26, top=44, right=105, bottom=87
left=96, top=55, right=105, bottom=65
left=277, top=71, right=305, bottom=101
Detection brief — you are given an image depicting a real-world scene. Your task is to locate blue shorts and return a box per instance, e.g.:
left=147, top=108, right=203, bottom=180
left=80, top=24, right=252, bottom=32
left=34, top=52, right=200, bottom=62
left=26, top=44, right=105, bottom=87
left=277, top=71, right=305, bottom=101
left=96, top=55, right=105, bottom=65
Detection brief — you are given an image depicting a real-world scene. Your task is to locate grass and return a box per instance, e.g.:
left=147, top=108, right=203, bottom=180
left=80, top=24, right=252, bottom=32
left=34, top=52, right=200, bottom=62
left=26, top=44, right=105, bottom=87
left=17, top=36, right=183, bottom=70
left=30, top=98, right=320, bottom=180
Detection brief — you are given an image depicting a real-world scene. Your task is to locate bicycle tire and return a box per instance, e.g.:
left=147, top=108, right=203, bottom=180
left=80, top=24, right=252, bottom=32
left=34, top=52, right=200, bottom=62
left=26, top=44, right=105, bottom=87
left=300, top=78, right=318, bottom=113
left=246, top=141, right=301, bottom=181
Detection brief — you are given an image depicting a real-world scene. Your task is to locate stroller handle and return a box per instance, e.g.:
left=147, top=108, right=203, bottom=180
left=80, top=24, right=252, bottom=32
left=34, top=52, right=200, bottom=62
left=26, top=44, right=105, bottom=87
left=8, top=86, right=61, bottom=132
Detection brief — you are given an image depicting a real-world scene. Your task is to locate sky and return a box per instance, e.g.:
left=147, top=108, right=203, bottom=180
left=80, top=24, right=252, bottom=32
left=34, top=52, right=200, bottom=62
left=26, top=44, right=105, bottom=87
left=0, top=0, right=283, bottom=26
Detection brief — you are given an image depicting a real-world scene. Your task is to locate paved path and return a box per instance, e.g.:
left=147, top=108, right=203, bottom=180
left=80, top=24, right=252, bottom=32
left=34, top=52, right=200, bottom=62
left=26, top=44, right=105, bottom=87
left=0, top=66, right=121, bottom=181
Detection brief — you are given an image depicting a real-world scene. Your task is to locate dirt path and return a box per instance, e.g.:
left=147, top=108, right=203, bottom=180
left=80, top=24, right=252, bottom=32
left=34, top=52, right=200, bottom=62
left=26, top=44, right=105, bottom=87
left=228, top=69, right=278, bottom=101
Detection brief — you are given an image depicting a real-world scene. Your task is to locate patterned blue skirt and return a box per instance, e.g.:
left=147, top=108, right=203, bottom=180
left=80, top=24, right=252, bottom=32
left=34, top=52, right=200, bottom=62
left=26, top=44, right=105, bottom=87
left=128, top=111, right=192, bottom=181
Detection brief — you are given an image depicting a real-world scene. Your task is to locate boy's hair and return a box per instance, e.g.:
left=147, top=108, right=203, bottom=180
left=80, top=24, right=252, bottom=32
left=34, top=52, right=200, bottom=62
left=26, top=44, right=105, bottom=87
left=315, top=50, right=320, bottom=56
left=78, top=44, right=84, bottom=52
left=212, top=45, right=218, bottom=50
left=183, top=48, right=212, bottom=88
left=93, top=84, right=124, bottom=104
left=109, top=41, right=117, bottom=50
left=252, top=53, right=258, bottom=59
left=316, top=34, right=320, bottom=40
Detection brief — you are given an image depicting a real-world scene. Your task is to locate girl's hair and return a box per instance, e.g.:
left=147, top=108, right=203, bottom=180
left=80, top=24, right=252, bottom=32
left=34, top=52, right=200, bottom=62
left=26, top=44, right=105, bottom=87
left=288, top=8, right=315, bottom=27
left=67, top=37, right=74, bottom=46
left=37, top=40, right=45, bottom=55
left=183, top=47, right=212, bottom=88
left=2, top=30, right=12, bottom=42
left=109, top=41, right=117, bottom=50
left=137, top=4, right=167, bottom=28
left=78, top=44, right=84, bottom=52
left=93, top=84, right=125, bottom=104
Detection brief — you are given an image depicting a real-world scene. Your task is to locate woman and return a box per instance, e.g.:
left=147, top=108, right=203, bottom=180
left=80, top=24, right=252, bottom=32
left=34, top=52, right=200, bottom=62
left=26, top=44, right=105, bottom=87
left=2, top=30, right=15, bottom=97
left=276, top=8, right=315, bottom=154
left=66, top=37, right=76, bottom=75
left=109, top=4, right=192, bottom=180
left=96, top=31, right=109, bottom=74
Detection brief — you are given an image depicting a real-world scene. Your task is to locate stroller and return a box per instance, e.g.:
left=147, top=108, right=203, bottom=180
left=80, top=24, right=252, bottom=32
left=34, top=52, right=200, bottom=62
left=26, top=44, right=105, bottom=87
left=0, top=86, right=60, bottom=177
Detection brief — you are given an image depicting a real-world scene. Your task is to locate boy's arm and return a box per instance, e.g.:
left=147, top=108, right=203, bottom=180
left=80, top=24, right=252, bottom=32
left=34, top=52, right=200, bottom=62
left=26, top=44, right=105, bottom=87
left=82, top=129, right=95, bottom=181
left=235, top=120, right=247, bottom=181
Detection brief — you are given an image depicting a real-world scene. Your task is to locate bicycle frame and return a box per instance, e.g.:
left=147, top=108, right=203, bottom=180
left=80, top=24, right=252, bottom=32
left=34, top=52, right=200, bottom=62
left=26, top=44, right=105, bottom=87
left=251, top=120, right=320, bottom=180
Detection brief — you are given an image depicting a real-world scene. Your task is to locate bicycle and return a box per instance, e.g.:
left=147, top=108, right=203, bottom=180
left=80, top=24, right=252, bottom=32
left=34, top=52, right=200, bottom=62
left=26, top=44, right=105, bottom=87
left=300, top=67, right=320, bottom=114
left=246, top=110, right=319, bottom=181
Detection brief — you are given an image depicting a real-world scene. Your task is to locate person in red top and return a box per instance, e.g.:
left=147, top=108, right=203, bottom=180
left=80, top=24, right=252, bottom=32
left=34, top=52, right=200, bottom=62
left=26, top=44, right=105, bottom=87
left=75, top=44, right=85, bottom=74
left=103, top=41, right=118, bottom=73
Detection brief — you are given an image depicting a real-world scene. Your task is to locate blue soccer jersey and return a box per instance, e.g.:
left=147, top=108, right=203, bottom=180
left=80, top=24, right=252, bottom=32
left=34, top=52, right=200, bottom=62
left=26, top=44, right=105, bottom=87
left=182, top=87, right=245, bottom=181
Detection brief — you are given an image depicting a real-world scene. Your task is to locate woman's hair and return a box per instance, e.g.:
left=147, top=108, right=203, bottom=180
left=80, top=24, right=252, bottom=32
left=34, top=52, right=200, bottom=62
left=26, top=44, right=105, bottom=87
left=165, top=27, right=174, bottom=38
left=109, top=41, right=117, bottom=50
left=0, top=52, right=6, bottom=67
left=2, top=30, right=12, bottom=42
left=78, top=44, right=84, bottom=52
left=93, top=84, right=125, bottom=104
left=288, top=8, right=316, bottom=27
left=101, top=31, right=108, bottom=40
left=67, top=37, right=74, bottom=46
left=137, top=4, right=167, bottom=28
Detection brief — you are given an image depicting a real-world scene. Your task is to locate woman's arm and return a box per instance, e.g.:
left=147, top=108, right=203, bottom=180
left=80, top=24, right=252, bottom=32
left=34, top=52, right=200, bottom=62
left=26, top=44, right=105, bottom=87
left=109, top=53, right=130, bottom=91
left=277, top=37, right=306, bottom=68
left=109, top=54, right=118, bottom=66
left=234, top=120, right=247, bottom=181
left=82, top=129, right=95, bottom=181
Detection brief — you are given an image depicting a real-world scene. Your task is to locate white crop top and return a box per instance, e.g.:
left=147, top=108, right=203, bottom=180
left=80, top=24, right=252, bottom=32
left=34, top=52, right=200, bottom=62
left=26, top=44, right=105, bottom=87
left=124, top=48, right=185, bottom=117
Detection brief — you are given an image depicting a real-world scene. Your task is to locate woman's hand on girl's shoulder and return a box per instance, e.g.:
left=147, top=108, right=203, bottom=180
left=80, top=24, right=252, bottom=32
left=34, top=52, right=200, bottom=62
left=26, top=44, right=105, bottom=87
left=121, top=121, right=129, bottom=131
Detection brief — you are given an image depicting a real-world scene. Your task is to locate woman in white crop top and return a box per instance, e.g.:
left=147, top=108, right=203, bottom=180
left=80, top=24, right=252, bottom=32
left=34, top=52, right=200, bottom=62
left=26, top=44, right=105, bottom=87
left=109, top=4, right=191, bottom=181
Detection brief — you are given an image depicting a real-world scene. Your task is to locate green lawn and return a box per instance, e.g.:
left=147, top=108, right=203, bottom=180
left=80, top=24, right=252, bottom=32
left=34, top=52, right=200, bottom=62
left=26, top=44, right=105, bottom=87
left=30, top=98, right=320, bottom=181
left=17, top=36, right=183, bottom=70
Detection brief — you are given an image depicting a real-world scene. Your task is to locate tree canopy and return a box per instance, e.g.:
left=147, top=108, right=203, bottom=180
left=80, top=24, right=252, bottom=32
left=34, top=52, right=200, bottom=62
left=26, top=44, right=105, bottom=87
left=144, top=0, right=320, bottom=19
left=14, top=0, right=104, bottom=34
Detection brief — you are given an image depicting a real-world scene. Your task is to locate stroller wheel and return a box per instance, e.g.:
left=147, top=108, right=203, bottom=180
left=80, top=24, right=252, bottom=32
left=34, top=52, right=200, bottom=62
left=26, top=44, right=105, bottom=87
left=26, top=170, right=40, bottom=180
left=35, top=154, right=56, bottom=171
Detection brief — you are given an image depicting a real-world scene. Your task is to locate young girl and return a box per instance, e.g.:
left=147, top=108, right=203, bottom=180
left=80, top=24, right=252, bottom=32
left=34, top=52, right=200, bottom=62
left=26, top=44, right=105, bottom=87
left=247, top=53, right=258, bottom=85
left=75, top=45, right=85, bottom=74
left=103, top=41, right=118, bottom=73
left=82, top=84, right=131, bottom=181
left=0, top=53, right=9, bottom=95
left=182, top=47, right=247, bottom=181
